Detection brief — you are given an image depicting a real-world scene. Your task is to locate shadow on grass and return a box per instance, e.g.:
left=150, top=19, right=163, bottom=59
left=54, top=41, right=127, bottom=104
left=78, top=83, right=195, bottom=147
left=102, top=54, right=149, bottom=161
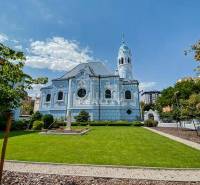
left=0, top=130, right=37, bottom=139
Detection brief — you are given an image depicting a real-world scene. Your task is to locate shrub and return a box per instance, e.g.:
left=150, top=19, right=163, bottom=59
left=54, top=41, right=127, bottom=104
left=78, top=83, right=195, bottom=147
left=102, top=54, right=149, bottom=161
left=32, top=121, right=44, bottom=130
left=42, top=114, right=54, bottom=129
left=144, top=119, right=158, bottom=127
left=53, top=121, right=66, bottom=128
left=75, top=111, right=90, bottom=122
left=31, top=111, right=42, bottom=121
left=12, top=119, right=29, bottom=130
left=132, top=121, right=144, bottom=127
left=29, top=111, right=43, bottom=128
left=0, top=113, right=7, bottom=130
left=108, top=120, right=132, bottom=126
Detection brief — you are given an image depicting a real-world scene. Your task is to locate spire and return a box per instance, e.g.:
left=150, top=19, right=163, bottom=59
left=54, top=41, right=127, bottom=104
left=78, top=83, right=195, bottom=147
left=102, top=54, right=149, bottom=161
left=122, top=33, right=125, bottom=44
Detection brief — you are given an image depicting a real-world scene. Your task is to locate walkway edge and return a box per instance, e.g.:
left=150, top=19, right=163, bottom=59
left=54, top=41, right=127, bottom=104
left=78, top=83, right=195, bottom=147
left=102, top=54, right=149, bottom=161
left=144, top=127, right=200, bottom=151
left=4, top=161, right=200, bottom=182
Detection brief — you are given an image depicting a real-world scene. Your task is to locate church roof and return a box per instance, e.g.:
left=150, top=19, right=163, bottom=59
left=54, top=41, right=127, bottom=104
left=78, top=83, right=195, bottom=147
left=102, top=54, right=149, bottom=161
left=54, top=62, right=115, bottom=80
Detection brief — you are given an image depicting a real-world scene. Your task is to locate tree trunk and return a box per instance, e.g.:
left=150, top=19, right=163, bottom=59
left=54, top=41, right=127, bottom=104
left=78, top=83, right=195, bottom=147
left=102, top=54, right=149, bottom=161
left=0, top=112, right=12, bottom=184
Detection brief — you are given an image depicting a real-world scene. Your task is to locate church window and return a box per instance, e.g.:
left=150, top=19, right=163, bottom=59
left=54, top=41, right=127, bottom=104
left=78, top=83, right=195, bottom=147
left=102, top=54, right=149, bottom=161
left=46, top=94, right=51, bottom=102
left=121, top=57, right=124, bottom=64
left=125, top=90, right=131, bottom=99
left=105, top=89, right=111, bottom=99
left=58, top=91, right=63, bottom=100
left=77, top=88, right=86, bottom=98
left=127, top=109, right=132, bottom=114
left=128, top=57, right=131, bottom=63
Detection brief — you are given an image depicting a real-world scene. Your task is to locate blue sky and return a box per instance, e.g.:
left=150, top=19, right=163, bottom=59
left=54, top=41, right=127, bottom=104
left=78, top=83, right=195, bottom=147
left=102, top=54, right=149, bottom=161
left=0, top=0, right=200, bottom=96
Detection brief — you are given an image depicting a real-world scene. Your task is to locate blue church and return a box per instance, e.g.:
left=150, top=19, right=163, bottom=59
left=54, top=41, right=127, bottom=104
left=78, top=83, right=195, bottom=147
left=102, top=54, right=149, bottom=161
left=39, top=40, right=141, bottom=121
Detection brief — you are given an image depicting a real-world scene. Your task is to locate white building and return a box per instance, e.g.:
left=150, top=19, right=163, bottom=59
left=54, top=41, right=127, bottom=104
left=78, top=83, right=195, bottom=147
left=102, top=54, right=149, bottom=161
left=141, top=91, right=160, bottom=104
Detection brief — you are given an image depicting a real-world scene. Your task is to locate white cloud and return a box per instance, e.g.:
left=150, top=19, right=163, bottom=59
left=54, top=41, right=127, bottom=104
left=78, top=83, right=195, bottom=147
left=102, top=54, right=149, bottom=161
left=0, top=33, right=8, bottom=42
left=28, top=84, right=45, bottom=99
left=26, top=37, right=94, bottom=71
left=14, top=45, right=23, bottom=50
left=139, top=82, right=157, bottom=91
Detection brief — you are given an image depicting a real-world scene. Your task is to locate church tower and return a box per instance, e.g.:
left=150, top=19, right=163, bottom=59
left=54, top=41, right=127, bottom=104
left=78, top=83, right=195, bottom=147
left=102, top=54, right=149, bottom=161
left=117, top=35, right=133, bottom=80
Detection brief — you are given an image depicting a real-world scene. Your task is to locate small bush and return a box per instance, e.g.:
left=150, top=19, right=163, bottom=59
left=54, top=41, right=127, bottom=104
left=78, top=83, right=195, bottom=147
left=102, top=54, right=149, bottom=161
left=53, top=121, right=65, bottom=128
left=42, top=114, right=54, bottom=129
left=12, top=120, right=29, bottom=130
left=32, top=121, right=44, bottom=130
left=132, top=121, right=144, bottom=127
left=75, top=111, right=90, bottom=122
left=144, top=119, right=158, bottom=127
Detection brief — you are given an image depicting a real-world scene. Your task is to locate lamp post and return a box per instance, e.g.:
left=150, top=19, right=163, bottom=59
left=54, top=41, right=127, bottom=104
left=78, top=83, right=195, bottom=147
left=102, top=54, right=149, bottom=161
left=139, top=90, right=144, bottom=121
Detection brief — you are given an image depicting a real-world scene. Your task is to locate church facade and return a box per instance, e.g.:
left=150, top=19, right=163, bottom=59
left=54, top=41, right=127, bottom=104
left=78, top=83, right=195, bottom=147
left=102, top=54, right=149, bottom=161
left=39, top=41, right=141, bottom=121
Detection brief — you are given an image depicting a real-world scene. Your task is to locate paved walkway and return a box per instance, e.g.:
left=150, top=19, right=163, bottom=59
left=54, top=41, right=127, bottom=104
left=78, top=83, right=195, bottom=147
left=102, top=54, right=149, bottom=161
left=144, top=127, right=200, bottom=151
left=4, top=161, right=200, bottom=182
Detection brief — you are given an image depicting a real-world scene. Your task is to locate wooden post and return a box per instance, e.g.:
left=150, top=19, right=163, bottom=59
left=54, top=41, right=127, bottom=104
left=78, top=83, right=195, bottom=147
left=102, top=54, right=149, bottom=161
left=0, top=112, right=12, bottom=184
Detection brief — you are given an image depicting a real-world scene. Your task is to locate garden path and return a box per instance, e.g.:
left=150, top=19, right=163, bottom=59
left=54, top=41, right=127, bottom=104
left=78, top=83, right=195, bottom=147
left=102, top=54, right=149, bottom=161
left=4, top=161, right=200, bottom=182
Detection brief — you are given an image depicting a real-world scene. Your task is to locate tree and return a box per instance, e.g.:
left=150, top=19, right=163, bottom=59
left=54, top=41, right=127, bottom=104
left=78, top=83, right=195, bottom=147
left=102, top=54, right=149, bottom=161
left=0, top=43, right=47, bottom=183
left=185, top=40, right=200, bottom=76
left=181, top=94, right=200, bottom=119
left=156, top=78, right=200, bottom=122
left=75, top=111, right=90, bottom=122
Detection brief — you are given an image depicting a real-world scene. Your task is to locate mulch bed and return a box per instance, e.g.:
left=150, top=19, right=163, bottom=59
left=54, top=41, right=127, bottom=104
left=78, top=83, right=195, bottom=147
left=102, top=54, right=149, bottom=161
left=154, top=127, right=200, bottom=144
left=2, top=171, right=200, bottom=185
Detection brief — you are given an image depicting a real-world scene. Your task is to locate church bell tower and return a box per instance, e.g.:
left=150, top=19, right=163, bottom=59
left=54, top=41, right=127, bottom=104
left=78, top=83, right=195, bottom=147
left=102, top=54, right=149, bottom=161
left=117, top=35, right=133, bottom=80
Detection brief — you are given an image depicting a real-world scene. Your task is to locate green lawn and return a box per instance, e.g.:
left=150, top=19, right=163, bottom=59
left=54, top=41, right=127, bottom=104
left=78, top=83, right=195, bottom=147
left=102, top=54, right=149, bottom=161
left=0, top=127, right=200, bottom=168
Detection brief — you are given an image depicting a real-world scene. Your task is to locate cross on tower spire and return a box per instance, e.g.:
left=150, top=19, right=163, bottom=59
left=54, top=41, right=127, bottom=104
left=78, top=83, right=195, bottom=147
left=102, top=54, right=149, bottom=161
left=122, top=33, right=125, bottom=44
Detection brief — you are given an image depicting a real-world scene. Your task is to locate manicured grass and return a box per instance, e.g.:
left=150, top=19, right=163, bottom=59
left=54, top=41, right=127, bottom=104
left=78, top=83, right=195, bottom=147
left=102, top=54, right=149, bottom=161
left=0, top=127, right=200, bottom=168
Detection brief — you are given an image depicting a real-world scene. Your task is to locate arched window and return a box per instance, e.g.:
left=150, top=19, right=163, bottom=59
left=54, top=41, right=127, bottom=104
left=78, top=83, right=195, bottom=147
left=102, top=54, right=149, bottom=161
left=121, top=57, right=124, bottom=64
left=128, top=57, right=131, bottom=63
left=125, top=90, right=131, bottom=99
left=105, top=89, right=111, bottom=99
left=58, top=91, right=63, bottom=100
left=46, top=94, right=51, bottom=102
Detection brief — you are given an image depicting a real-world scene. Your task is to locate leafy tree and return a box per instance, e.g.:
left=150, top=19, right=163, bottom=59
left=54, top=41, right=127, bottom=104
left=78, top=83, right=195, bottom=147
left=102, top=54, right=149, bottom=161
left=156, top=87, right=175, bottom=108
left=0, top=43, right=47, bottom=182
left=156, top=78, right=200, bottom=122
left=143, top=103, right=155, bottom=111
left=185, top=40, right=200, bottom=75
left=181, top=94, right=200, bottom=120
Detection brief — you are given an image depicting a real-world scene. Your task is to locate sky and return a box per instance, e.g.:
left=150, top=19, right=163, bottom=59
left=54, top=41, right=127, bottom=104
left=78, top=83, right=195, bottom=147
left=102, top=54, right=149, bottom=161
left=0, top=0, right=200, bottom=97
